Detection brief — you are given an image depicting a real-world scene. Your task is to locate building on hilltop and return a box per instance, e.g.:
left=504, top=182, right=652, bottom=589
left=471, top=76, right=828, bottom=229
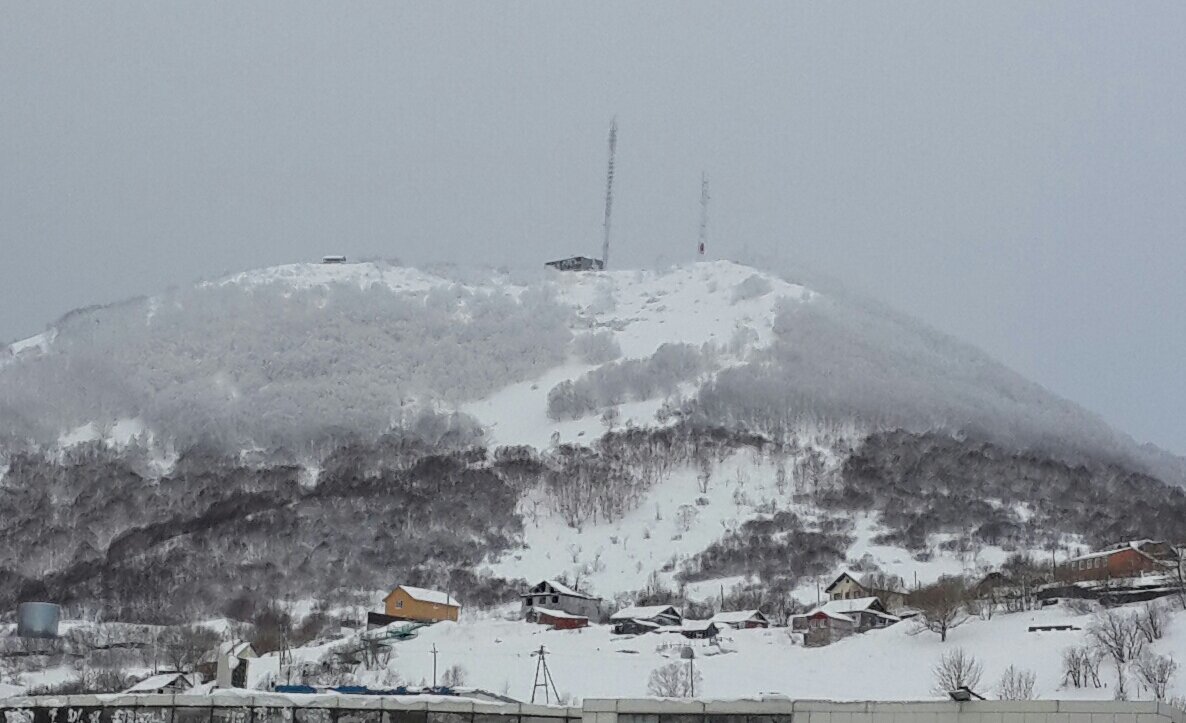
left=383, top=585, right=460, bottom=623
left=545, top=256, right=604, bottom=272
left=521, top=580, right=602, bottom=620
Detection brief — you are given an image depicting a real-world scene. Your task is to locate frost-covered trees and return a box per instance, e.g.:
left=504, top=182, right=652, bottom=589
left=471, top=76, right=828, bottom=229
left=0, top=279, right=572, bottom=451
left=547, top=343, right=710, bottom=421
left=572, top=330, right=621, bottom=364
left=1135, top=654, right=1177, bottom=700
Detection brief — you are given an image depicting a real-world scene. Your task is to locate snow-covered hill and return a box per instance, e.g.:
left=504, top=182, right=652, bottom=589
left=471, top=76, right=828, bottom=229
left=2, top=259, right=1185, bottom=622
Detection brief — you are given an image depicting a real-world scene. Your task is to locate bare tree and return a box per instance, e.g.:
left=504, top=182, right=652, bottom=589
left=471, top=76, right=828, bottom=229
left=912, top=577, right=970, bottom=642
left=1063, top=645, right=1103, bottom=689
left=159, top=625, right=220, bottom=673
left=441, top=664, right=467, bottom=688
left=1088, top=609, right=1145, bottom=667
left=1136, top=601, right=1166, bottom=643
left=996, top=665, right=1037, bottom=700
left=1135, top=654, right=1177, bottom=701
left=647, top=661, right=701, bottom=698
left=931, top=648, right=983, bottom=695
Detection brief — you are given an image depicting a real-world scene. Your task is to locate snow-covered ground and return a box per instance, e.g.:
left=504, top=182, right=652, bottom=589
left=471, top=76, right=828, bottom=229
left=12, top=602, right=1180, bottom=703
left=100, top=603, right=1182, bottom=703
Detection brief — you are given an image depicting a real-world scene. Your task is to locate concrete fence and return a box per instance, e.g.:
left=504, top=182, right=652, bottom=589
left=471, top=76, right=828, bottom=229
left=1, top=695, right=1183, bottom=723
left=582, top=699, right=1186, bottom=723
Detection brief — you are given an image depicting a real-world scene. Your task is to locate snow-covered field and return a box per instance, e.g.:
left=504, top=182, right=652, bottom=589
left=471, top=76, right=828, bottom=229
left=173, top=604, right=1186, bottom=702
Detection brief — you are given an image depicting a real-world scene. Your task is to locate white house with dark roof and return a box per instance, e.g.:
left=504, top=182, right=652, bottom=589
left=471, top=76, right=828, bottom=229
left=521, top=580, right=602, bottom=619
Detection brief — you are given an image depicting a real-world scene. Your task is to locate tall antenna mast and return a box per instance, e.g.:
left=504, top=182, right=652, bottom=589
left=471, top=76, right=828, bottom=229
left=601, top=119, right=618, bottom=269
left=698, top=172, right=709, bottom=258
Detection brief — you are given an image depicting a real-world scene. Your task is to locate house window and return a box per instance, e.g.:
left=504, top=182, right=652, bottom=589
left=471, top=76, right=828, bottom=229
left=552, top=596, right=559, bottom=604
left=395, top=600, right=403, bottom=609
left=526, top=598, right=533, bottom=607
left=538, top=597, right=547, bottom=605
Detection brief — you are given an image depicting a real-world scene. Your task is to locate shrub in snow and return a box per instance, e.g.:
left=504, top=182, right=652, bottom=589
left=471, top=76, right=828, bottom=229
left=931, top=647, right=983, bottom=696
left=441, top=664, right=467, bottom=688
left=995, top=665, right=1036, bottom=700
left=647, top=660, right=702, bottom=698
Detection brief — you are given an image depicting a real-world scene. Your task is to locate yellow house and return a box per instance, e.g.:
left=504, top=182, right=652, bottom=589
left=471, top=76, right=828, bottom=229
left=383, top=585, right=460, bottom=623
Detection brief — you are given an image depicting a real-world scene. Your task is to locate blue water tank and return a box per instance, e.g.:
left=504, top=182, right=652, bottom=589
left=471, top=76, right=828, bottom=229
left=17, top=602, right=61, bottom=639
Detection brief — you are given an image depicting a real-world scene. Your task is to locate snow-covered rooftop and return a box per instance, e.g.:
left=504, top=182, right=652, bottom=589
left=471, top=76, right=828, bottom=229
left=123, top=673, right=196, bottom=693
left=395, top=585, right=458, bottom=606
left=524, top=580, right=598, bottom=600
left=813, top=598, right=882, bottom=616
left=710, top=610, right=766, bottom=625
left=531, top=607, right=588, bottom=621
left=609, top=605, right=679, bottom=621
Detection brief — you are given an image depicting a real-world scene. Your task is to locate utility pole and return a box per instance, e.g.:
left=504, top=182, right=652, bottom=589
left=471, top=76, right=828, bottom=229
left=431, top=644, right=439, bottom=688
left=698, top=172, right=709, bottom=258
left=601, top=119, right=618, bottom=270
left=531, top=645, right=560, bottom=704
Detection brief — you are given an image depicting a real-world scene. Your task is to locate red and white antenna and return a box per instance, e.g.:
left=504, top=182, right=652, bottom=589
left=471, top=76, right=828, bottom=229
left=698, top=171, right=709, bottom=258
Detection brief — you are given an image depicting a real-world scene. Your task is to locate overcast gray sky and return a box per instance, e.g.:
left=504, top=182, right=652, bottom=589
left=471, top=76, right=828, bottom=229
left=2, top=2, right=1184, bottom=453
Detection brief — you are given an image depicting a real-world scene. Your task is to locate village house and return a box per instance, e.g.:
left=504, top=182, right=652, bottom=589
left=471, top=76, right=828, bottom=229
left=793, top=596, right=899, bottom=646
left=801, top=609, right=857, bottom=647
left=709, top=609, right=770, bottom=629
left=123, top=672, right=200, bottom=695
left=1058, top=540, right=1179, bottom=583
left=825, top=572, right=907, bottom=612
left=676, top=620, right=720, bottom=640
left=813, top=597, right=899, bottom=632
left=212, top=641, right=256, bottom=688
left=609, top=604, right=682, bottom=635
left=384, top=585, right=460, bottom=623
left=525, top=607, right=590, bottom=630
left=521, top=580, right=602, bottom=620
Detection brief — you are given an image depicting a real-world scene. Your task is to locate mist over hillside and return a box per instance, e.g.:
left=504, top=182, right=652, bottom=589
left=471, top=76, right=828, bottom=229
left=2, top=260, right=1185, bottom=619
left=0, top=260, right=1172, bottom=474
